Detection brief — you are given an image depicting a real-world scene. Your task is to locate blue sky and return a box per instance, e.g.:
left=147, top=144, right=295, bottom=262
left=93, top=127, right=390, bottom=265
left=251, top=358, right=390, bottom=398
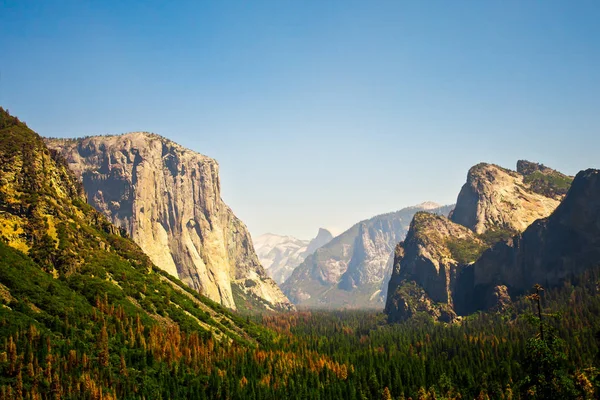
left=1, top=1, right=599, bottom=239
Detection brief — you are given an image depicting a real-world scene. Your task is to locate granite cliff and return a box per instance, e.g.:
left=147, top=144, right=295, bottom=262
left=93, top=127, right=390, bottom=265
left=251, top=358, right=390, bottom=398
left=385, top=213, right=483, bottom=322
left=386, top=161, right=577, bottom=322
left=46, top=133, right=293, bottom=311
left=282, top=203, right=453, bottom=308
left=450, top=162, right=569, bottom=234
left=455, top=168, right=600, bottom=315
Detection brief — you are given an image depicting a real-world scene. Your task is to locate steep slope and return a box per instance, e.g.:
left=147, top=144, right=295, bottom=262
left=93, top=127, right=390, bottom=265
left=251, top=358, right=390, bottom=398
left=46, top=134, right=292, bottom=311
left=282, top=203, right=453, bottom=308
left=385, top=160, right=577, bottom=323
left=0, top=107, right=365, bottom=399
left=385, top=213, right=484, bottom=322
left=450, top=162, right=569, bottom=234
left=516, top=159, right=574, bottom=199
left=0, top=108, right=260, bottom=338
left=455, top=168, right=600, bottom=315
left=254, top=228, right=333, bottom=285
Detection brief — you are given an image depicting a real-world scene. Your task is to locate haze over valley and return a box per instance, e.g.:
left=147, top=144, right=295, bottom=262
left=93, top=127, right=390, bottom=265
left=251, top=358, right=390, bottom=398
left=1, top=1, right=600, bottom=399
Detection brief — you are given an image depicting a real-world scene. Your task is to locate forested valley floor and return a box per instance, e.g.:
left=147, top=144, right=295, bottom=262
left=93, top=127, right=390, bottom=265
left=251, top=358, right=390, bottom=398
left=1, top=237, right=598, bottom=400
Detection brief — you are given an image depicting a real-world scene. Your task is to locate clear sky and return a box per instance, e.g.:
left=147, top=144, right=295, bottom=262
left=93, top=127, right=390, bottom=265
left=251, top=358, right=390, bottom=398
left=1, top=1, right=599, bottom=239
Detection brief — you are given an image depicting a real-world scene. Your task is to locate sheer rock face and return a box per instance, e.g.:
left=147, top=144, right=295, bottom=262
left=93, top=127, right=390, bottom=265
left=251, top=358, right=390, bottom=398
left=338, top=221, right=404, bottom=291
left=385, top=213, right=482, bottom=322
left=385, top=161, right=580, bottom=323
left=282, top=204, right=453, bottom=309
left=46, top=133, right=293, bottom=311
left=450, top=163, right=562, bottom=234
left=455, top=169, right=600, bottom=315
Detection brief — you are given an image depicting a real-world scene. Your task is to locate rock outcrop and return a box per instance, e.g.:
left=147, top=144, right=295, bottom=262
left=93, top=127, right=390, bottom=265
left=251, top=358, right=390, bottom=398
left=253, top=228, right=333, bottom=285
left=455, top=169, right=600, bottom=315
left=46, top=133, right=293, bottom=311
left=385, top=161, right=591, bottom=323
left=282, top=203, right=453, bottom=308
left=385, top=213, right=483, bottom=322
left=450, top=162, right=568, bottom=234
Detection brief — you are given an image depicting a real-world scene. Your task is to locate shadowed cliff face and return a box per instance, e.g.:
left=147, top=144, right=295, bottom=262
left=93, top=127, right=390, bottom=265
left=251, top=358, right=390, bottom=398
left=46, top=133, right=293, bottom=311
left=455, top=169, right=600, bottom=315
left=385, top=213, right=483, bottom=322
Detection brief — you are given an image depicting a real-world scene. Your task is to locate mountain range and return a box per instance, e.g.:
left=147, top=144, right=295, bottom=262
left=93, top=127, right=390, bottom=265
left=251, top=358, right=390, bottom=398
left=282, top=202, right=454, bottom=308
left=1, top=107, right=600, bottom=398
left=5, top=104, right=598, bottom=324
left=253, top=228, right=333, bottom=284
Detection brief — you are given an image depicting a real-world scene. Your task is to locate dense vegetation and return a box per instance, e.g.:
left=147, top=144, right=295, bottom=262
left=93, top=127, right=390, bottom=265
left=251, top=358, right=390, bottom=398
left=1, top=231, right=599, bottom=399
left=517, top=160, right=574, bottom=199
left=479, top=227, right=519, bottom=247
left=446, top=237, right=487, bottom=265
left=261, top=269, right=600, bottom=399
left=523, top=171, right=573, bottom=199
left=0, top=107, right=295, bottom=398
left=446, top=227, right=520, bottom=265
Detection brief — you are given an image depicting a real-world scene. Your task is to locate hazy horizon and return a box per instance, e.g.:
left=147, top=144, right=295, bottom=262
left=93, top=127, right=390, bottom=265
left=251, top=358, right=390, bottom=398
left=2, top=1, right=599, bottom=238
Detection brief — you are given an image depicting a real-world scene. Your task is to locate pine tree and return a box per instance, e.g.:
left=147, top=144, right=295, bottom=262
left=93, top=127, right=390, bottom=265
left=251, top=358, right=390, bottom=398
left=97, top=324, right=110, bottom=368
left=520, top=285, right=577, bottom=399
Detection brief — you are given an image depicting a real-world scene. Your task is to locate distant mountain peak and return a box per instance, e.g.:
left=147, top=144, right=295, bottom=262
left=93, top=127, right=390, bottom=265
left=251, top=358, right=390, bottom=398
left=306, top=228, right=334, bottom=255
left=414, top=201, right=441, bottom=210
left=317, top=227, right=333, bottom=236
left=282, top=203, right=454, bottom=308
left=254, top=229, right=333, bottom=285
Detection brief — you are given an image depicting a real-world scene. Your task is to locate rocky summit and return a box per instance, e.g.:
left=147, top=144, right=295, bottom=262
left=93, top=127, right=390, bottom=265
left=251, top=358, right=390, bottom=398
left=385, top=161, right=593, bottom=323
left=455, top=168, right=600, bottom=315
left=450, top=162, right=570, bottom=234
left=46, top=133, right=293, bottom=311
left=385, top=213, right=483, bottom=322
left=282, top=203, right=453, bottom=308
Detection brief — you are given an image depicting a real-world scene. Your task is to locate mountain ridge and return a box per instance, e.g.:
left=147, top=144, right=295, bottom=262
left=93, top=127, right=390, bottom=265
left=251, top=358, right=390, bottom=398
left=283, top=203, right=453, bottom=308
left=254, top=228, right=333, bottom=285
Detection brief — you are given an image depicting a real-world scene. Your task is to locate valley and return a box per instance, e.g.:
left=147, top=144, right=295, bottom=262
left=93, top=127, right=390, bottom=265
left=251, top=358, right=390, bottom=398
left=1, top=110, right=599, bottom=399
left=2, top=2, right=599, bottom=398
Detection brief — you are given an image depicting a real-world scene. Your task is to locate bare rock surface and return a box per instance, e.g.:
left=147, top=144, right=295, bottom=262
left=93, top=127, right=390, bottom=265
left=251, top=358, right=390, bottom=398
left=455, top=169, right=600, bottom=315
left=450, top=162, right=564, bottom=234
left=46, top=133, right=293, bottom=311
left=385, top=162, right=600, bottom=325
